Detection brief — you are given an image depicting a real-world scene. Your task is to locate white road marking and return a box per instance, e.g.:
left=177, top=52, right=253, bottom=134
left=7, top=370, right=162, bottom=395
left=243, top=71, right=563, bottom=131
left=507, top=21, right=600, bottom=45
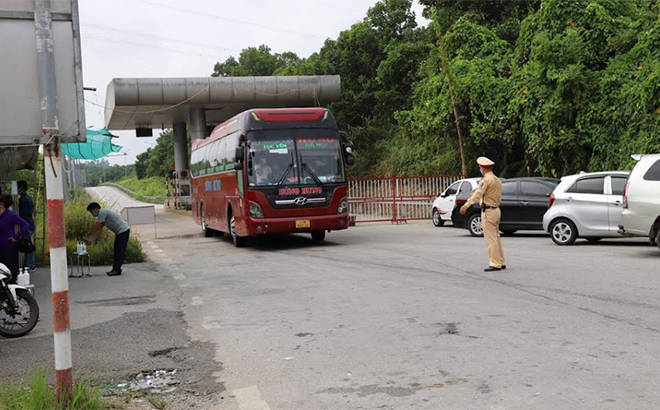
left=155, top=249, right=166, bottom=254
left=192, top=296, right=203, bottom=306
left=150, top=244, right=159, bottom=249
left=179, top=283, right=193, bottom=288
left=163, top=258, right=174, bottom=264
left=202, top=316, right=222, bottom=330
left=172, top=273, right=186, bottom=280
left=233, top=386, right=271, bottom=410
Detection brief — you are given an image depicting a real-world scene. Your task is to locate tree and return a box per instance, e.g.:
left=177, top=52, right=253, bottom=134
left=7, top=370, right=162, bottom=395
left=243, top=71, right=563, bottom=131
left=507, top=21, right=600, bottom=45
left=212, top=45, right=301, bottom=77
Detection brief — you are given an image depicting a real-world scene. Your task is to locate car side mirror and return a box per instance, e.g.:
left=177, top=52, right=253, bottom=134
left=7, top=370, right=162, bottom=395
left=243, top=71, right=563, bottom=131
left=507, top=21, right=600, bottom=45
left=235, top=146, right=244, bottom=163
left=440, top=192, right=447, bottom=198
left=546, top=193, right=551, bottom=197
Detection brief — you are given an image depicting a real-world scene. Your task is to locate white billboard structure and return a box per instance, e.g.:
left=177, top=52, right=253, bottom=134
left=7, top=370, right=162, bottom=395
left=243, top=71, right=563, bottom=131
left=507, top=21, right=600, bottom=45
left=0, top=0, right=86, bottom=145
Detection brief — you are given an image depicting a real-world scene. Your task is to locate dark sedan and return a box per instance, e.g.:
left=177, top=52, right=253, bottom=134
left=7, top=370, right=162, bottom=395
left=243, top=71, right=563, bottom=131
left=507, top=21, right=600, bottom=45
left=451, top=177, right=560, bottom=236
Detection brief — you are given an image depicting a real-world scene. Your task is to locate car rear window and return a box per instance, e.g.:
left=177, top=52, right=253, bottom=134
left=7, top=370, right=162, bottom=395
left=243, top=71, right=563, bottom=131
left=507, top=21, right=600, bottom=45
left=501, top=182, right=517, bottom=197
left=643, top=160, right=660, bottom=181
left=611, top=176, right=628, bottom=195
left=521, top=181, right=552, bottom=197
left=567, top=177, right=605, bottom=194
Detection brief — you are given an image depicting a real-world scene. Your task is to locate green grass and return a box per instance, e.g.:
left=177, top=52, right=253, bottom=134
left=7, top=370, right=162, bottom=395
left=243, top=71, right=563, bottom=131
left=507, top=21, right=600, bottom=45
left=36, top=188, right=147, bottom=267
left=115, top=176, right=167, bottom=198
left=0, top=366, right=107, bottom=410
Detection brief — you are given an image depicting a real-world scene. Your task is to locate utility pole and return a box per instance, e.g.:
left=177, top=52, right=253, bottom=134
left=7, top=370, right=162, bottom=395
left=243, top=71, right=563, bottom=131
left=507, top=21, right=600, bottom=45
left=35, top=0, right=73, bottom=403
left=437, top=35, right=468, bottom=178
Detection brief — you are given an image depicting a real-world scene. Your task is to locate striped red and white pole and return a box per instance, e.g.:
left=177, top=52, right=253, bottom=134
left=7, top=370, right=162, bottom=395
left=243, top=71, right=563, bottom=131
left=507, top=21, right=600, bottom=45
left=44, top=142, right=73, bottom=402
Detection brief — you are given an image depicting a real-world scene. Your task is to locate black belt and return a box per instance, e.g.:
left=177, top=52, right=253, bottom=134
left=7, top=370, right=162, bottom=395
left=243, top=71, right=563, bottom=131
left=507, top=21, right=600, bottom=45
left=481, top=205, right=499, bottom=210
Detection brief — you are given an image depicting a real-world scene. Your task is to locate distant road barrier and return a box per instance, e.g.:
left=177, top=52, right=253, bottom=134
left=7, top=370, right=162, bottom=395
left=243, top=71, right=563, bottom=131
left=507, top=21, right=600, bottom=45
left=348, top=175, right=462, bottom=224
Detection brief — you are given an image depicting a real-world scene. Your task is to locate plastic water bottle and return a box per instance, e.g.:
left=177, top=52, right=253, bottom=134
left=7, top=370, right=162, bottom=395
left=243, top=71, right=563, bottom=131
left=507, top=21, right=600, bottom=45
left=81, top=242, right=87, bottom=254
left=76, top=241, right=82, bottom=254
left=17, top=268, right=29, bottom=286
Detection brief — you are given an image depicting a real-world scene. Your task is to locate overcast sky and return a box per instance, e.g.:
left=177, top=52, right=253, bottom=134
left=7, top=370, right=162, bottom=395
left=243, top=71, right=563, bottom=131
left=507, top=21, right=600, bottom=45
left=78, top=0, right=428, bottom=166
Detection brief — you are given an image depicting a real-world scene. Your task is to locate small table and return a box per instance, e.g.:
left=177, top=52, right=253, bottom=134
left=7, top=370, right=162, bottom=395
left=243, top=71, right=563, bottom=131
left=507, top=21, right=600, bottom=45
left=69, top=252, right=91, bottom=278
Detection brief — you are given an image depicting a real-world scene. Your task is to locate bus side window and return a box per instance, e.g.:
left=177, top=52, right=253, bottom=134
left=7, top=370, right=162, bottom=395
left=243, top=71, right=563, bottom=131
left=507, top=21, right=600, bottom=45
left=191, top=150, right=198, bottom=176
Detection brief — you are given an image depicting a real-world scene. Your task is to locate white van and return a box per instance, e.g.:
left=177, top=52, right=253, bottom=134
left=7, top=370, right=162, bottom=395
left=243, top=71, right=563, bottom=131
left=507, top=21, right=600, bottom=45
left=619, top=154, right=660, bottom=248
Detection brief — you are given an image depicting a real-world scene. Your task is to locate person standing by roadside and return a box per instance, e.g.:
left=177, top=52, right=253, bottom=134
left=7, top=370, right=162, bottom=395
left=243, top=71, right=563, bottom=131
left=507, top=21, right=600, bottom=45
left=17, top=181, right=36, bottom=271
left=460, top=157, right=506, bottom=272
left=0, top=195, right=30, bottom=283
left=84, top=202, right=130, bottom=276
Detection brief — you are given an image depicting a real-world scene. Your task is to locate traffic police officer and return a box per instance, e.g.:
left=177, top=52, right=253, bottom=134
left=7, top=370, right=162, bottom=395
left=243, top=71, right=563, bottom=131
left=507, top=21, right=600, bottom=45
left=460, top=157, right=506, bottom=272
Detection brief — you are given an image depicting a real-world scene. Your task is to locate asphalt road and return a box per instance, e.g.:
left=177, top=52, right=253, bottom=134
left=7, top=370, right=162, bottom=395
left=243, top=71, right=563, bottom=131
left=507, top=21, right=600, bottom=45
left=25, top=186, right=660, bottom=410
left=106, top=187, right=658, bottom=410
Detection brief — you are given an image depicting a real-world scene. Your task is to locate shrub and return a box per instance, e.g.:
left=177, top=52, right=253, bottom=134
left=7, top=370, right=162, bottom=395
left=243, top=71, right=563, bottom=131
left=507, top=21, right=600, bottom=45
left=37, top=189, right=147, bottom=267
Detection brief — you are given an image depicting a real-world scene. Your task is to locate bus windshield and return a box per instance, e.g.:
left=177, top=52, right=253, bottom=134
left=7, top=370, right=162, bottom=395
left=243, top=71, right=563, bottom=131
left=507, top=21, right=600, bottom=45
left=247, top=130, right=345, bottom=187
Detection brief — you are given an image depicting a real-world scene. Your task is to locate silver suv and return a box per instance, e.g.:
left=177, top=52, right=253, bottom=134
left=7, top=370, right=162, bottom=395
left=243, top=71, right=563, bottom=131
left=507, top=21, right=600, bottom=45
left=543, top=171, right=630, bottom=245
left=619, top=154, right=660, bottom=248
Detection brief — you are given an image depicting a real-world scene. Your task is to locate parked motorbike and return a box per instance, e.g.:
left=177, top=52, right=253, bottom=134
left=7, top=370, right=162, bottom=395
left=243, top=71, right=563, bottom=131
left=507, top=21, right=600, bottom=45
left=0, top=263, right=39, bottom=338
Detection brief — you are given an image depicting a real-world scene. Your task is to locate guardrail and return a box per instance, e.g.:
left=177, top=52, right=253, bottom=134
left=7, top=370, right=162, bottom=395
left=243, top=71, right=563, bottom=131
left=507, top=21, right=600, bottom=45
left=348, top=175, right=462, bottom=224
left=101, top=183, right=167, bottom=203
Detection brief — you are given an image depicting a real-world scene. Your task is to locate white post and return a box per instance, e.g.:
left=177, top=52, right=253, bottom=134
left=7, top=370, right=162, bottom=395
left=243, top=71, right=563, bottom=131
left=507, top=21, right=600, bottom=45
left=35, top=0, right=73, bottom=402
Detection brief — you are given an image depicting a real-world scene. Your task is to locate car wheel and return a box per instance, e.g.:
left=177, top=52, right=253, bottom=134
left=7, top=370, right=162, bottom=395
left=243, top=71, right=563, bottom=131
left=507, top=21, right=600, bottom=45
left=586, top=237, right=602, bottom=244
left=230, top=215, right=247, bottom=247
left=432, top=208, right=445, bottom=227
left=656, top=230, right=660, bottom=251
left=201, top=204, right=213, bottom=238
left=311, top=231, right=326, bottom=241
left=500, top=229, right=517, bottom=236
left=550, top=219, right=578, bottom=246
left=467, top=214, right=483, bottom=237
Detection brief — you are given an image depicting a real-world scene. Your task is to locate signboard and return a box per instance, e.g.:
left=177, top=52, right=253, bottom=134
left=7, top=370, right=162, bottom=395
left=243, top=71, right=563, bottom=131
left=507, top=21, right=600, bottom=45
left=120, top=205, right=156, bottom=226
left=0, top=0, right=86, bottom=144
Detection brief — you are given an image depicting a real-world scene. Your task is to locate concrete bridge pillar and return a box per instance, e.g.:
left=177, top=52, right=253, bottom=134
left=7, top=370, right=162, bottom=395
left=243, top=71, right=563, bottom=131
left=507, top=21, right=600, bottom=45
left=190, top=109, right=207, bottom=142
left=173, top=121, right=189, bottom=172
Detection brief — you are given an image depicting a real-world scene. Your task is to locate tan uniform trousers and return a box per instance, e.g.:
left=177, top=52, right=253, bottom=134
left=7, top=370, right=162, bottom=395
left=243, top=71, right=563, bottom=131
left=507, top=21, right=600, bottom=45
left=482, top=208, right=505, bottom=268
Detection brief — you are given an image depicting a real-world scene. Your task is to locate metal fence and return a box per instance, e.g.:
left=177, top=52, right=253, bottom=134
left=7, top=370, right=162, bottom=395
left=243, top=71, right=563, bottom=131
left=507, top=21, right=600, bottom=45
left=348, top=175, right=462, bottom=223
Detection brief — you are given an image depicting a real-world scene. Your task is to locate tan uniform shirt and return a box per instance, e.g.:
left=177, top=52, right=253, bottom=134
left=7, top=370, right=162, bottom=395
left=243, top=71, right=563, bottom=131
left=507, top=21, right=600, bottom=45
left=465, top=172, right=502, bottom=208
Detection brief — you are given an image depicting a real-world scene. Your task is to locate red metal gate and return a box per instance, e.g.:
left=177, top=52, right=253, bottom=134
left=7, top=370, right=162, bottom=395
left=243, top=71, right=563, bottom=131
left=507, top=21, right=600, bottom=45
left=348, top=175, right=462, bottom=223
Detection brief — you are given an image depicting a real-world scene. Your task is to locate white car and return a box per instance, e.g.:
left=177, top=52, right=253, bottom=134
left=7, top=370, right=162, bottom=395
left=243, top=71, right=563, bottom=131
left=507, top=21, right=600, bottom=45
left=431, top=178, right=480, bottom=227
left=619, top=154, right=660, bottom=248
left=542, top=171, right=630, bottom=245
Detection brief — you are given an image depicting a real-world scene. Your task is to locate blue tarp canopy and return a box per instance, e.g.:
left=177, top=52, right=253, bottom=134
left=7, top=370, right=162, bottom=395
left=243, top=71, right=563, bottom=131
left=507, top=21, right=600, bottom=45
left=61, top=128, right=122, bottom=160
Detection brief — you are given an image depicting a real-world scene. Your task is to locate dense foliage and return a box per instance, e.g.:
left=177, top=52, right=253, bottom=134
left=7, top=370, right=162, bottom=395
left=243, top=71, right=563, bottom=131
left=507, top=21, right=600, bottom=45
left=210, top=0, right=660, bottom=178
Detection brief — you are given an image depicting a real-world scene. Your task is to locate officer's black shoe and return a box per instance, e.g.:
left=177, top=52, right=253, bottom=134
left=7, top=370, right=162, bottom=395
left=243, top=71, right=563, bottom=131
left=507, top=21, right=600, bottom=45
left=106, top=270, right=122, bottom=276
left=484, top=266, right=502, bottom=272
left=502, top=265, right=507, bottom=270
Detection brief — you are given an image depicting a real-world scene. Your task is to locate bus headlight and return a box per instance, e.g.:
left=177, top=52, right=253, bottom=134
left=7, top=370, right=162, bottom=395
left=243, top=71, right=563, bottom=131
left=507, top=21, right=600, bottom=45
left=249, top=201, right=264, bottom=218
left=338, top=199, right=348, bottom=214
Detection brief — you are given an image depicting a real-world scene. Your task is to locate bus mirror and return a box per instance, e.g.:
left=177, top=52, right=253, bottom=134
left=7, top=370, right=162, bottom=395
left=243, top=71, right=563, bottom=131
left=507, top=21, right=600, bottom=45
left=235, top=146, right=245, bottom=163
left=346, top=157, right=355, bottom=166
left=339, top=131, right=349, bottom=143
left=234, top=162, right=243, bottom=171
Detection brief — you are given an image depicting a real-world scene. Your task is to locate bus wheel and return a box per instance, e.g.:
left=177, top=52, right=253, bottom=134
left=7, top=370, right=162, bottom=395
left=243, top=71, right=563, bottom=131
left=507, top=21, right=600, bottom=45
left=311, top=231, right=326, bottom=241
left=230, top=215, right=247, bottom=247
left=201, top=204, right=213, bottom=238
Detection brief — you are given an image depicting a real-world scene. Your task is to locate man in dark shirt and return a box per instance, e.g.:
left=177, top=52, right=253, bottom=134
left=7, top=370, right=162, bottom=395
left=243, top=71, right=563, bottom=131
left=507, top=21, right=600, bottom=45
left=17, top=181, right=36, bottom=270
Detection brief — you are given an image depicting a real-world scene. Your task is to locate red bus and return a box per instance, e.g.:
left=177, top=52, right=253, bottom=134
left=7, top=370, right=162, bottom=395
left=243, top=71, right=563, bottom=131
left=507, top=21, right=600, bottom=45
left=190, top=107, right=354, bottom=247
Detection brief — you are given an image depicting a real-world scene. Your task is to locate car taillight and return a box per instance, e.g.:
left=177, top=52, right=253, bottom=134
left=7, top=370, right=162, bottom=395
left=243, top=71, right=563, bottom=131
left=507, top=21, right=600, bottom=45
left=548, top=193, right=555, bottom=209
left=455, top=198, right=467, bottom=207
left=622, top=182, right=628, bottom=209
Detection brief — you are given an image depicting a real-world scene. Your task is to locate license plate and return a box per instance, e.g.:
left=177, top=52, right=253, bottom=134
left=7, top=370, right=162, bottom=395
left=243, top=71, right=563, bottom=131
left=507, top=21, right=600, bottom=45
left=295, top=220, right=311, bottom=229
